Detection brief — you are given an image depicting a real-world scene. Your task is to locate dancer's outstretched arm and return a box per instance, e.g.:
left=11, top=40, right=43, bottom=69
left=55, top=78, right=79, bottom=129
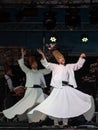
left=70, top=53, right=86, bottom=71
left=18, top=48, right=30, bottom=73
left=37, top=49, right=56, bottom=71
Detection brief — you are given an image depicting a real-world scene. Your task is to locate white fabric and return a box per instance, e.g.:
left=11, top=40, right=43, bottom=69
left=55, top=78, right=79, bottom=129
left=41, top=57, right=85, bottom=89
left=3, top=58, right=50, bottom=122
left=18, top=58, right=50, bottom=88
left=28, top=86, right=94, bottom=120
left=83, top=96, right=95, bottom=121
left=5, top=74, right=14, bottom=91
left=3, top=88, right=45, bottom=119
left=28, top=57, right=95, bottom=121
left=54, top=118, right=68, bottom=125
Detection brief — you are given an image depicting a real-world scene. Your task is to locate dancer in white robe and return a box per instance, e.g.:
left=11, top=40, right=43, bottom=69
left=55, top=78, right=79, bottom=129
left=27, top=49, right=95, bottom=126
left=3, top=48, right=50, bottom=123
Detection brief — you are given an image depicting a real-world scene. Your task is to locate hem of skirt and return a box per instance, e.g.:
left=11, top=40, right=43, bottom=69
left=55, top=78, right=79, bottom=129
left=3, top=110, right=26, bottom=119
left=30, top=102, right=92, bottom=119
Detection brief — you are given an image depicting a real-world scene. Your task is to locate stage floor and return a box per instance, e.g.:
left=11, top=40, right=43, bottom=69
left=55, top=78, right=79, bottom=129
left=0, top=122, right=98, bottom=130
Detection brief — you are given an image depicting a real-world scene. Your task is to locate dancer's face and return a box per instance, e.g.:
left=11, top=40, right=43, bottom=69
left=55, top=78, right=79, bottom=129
left=31, top=61, right=38, bottom=69
left=57, top=56, right=65, bottom=64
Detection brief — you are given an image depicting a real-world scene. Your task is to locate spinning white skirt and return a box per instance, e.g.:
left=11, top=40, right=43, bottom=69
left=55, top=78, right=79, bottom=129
left=28, top=86, right=95, bottom=121
left=3, top=88, right=45, bottom=121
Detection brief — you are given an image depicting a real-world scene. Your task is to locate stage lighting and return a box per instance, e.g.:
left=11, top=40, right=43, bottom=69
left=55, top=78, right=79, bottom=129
left=81, top=34, right=88, bottom=43
left=65, top=8, right=81, bottom=29
left=44, top=11, right=56, bottom=30
left=50, top=36, right=57, bottom=43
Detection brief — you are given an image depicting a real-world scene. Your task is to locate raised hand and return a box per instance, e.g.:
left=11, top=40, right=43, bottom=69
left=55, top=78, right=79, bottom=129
left=37, top=49, right=44, bottom=55
left=80, top=53, right=86, bottom=58
left=21, top=48, right=26, bottom=58
left=37, top=49, right=45, bottom=59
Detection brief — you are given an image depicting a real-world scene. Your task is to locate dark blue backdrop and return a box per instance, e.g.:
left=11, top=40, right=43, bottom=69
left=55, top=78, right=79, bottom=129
left=0, top=8, right=98, bottom=54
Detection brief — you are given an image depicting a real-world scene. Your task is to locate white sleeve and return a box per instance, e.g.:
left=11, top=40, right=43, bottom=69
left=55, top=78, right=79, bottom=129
left=39, top=69, right=51, bottom=75
left=41, top=58, right=56, bottom=71
left=7, top=79, right=13, bottom=91
left=18, top=58, right=30, bottom=73
left=5, top=76, right=13, bottom=91
left=70, top=57, right=86, bottom=71
left=40, top=75, right=47, bottom=88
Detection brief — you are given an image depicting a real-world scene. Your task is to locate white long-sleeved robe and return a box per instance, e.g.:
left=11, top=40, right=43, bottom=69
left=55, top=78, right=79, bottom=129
left=28, top=57, right=95, bottom=121
left=3, top=58, right=50, bottom=123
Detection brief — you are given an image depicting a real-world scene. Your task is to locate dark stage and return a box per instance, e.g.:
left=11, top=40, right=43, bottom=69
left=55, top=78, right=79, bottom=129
left=0, top=122, right=98, bottom=130
left=0, top=113, right=98, bottom=130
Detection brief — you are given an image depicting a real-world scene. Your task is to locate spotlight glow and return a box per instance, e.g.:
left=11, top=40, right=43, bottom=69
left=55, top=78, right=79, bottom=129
left=50, top=36, right=57, bottom=42
left=82, top=37, right=88, bottom=43
left=81, top=34, right=88, bottom=43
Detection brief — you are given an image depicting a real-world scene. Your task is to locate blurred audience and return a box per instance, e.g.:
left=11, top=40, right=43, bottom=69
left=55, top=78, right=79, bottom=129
left=0, top=59, right=25, bottom=122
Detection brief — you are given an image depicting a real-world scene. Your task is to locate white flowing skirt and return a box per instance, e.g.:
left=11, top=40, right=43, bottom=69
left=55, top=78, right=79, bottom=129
left=28, top=86, right=95, bottom=121
left=3, top=88, right=46, bottom=122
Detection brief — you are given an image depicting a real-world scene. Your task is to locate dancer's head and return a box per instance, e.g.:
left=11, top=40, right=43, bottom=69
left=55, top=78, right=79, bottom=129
left=29, top=56, right=38, bottom=69
left=52, top=50, right=65, bottom=64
